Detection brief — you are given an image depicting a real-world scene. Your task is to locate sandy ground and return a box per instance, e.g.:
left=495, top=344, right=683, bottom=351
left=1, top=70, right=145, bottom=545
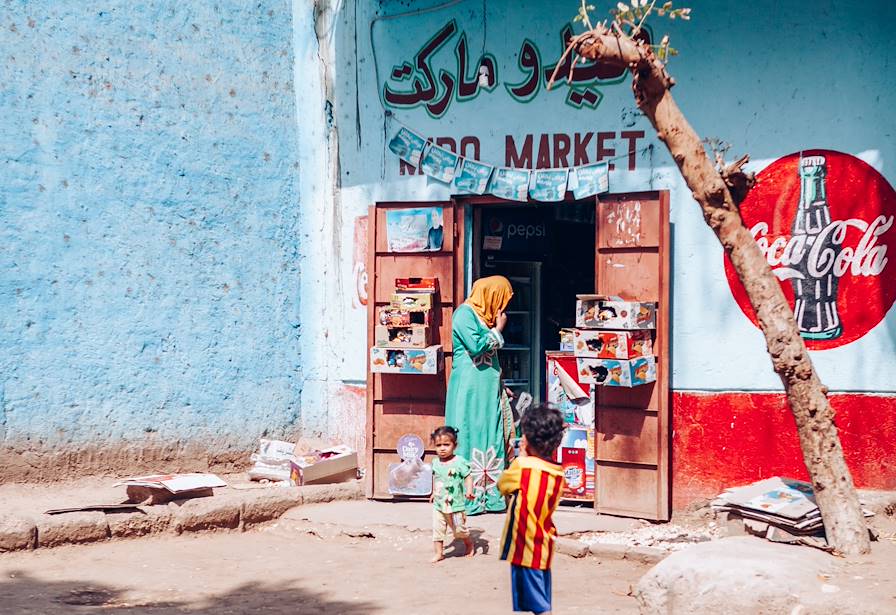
left=0, top=505, right=648, bottom=614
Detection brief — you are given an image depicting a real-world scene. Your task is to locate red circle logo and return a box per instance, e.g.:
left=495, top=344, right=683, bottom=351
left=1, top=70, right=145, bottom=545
left=724, top=149, right=896, bottom=350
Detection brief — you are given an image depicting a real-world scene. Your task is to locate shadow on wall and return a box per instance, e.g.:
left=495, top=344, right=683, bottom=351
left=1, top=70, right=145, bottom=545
left=0, top=571, right=378, bottom=614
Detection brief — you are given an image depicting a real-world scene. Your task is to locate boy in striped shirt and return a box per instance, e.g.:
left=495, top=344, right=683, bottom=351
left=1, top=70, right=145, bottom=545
left=498, top=404, right=566, bottom=615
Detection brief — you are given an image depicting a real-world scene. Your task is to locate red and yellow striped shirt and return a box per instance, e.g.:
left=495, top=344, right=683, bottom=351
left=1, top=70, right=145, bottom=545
left=498, top=456, right=565, bottom=570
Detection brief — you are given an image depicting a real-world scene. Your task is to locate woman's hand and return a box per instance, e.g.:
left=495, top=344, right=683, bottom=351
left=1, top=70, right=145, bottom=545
left=495, top=311, right=508, bottom=332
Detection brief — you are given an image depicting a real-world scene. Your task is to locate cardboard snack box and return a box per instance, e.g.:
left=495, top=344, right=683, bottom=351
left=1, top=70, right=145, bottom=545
left=377, top=306, right=431, bottom=327
left=370, top=345, right=444, bottom=374
left=374, top=324, right=431, bottom=348
left=576, top=356, right=657, bottom=387
left=289, top=446, right=358, bottom=486
left=390, top=293, right=434, bottom=311
left=557, top=427, right=595, bottom=500
left=575, top=295, right=656, bottom=330
left=394, top=277, right=439, bottom=293
left=573, top=329, right=653, bottom=359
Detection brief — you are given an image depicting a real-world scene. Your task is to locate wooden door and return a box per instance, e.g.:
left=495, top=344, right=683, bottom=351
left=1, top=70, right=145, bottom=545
left=593, top=191, right=671, bottom=520
left=365, top=201, right=466, bottom=498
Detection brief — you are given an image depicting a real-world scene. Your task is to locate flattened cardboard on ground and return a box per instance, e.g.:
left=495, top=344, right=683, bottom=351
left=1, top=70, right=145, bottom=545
left=290, top=446, right=359, bottom=486
left=711, top=476, right=874, bottom=536
left=115, top=473, right=227, bottom=505
left=45, top=503, right=143, bottom=515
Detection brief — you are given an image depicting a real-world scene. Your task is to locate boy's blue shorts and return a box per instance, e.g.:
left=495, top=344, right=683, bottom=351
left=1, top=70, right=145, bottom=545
left=511, top=564, right=552, bottom=613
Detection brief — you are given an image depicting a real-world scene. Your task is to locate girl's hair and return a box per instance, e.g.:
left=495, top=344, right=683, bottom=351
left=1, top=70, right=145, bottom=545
left=430, top=425, right=459, bottom=444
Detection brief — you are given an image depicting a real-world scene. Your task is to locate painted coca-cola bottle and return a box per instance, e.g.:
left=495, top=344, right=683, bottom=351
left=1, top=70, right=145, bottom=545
left=791, top=155, right=842, bottom=339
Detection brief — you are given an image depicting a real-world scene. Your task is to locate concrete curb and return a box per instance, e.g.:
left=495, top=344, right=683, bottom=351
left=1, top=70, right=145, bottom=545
left=588, top=542, right=667, bottom=564
left=555, top=536, right=589, bottom=558
left=0, top=480, right=363, bottom=554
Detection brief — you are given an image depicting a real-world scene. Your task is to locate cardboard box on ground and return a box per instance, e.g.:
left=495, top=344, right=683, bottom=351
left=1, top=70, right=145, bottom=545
left=248, top=438, right=359, bottom=487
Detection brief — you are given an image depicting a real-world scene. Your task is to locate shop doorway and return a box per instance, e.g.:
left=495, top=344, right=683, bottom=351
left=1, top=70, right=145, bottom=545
left=366, top=192, right=670, bottom=520
left=472, top=201, right=596, bottom=401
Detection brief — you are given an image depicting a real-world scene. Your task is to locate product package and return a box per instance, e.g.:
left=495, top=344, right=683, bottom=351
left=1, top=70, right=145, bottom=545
left=374, top=324, right=431, bottom=348
left=370, top=345, right=444, bottom=374
left=394, top=277, right=439, bottom=293
left=573, top=329, right=652, bottom=359
left=576, top=355, right=657, bottom=387
left=390, top=293, right=434, bottom=311
left=575, top=295, right=656, bottom=330
left=377, top=306, right=431, bottom=327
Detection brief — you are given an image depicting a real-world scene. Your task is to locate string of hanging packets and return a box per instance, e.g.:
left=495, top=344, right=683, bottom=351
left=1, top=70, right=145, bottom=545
left=388, top=120, right=645, bottom=202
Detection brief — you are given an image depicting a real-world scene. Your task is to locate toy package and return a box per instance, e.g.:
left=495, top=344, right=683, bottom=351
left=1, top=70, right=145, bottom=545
left=576, top=355, right=657, bottom=387
left=390, top=292, right=434, bottom=311
left=575, top=295, right=656, bottom=330
left=378, top=306, right=430, bottom=327
left=374, top=324, right=431, bottom=348
left=573, top=329, right=652, bottom=359
left=370, top=345, right=444, bottom=374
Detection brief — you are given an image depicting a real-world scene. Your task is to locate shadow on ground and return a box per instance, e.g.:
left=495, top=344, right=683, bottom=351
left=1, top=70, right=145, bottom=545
left=0, top=571, right=378, bottom=614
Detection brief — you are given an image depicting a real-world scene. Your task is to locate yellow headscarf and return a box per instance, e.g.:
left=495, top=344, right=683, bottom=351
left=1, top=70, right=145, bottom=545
left=465, top=276, right=513, bottom=328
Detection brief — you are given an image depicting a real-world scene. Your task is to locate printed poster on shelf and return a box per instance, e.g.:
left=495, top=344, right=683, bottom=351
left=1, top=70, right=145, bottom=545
left=385, top=207, right=444, bottom=252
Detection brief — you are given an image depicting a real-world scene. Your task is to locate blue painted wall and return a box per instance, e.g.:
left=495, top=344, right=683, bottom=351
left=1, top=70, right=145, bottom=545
left=0, top=1, right=303, bottom=467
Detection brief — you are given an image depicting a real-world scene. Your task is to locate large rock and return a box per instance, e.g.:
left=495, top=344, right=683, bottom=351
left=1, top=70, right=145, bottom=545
left=0, top=516, right=37, bottom=552
left=36, top=512, right=109, bottom=548
left=635, top=536, right=858, bottom=614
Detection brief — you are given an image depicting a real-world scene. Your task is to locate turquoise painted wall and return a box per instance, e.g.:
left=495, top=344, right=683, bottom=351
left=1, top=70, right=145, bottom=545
left=0, top=2, right=303, bottom=460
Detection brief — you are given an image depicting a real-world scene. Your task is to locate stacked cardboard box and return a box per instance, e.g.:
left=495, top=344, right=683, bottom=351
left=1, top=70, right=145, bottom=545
left=370, top=278, right=443, bottom=374
left=573, top=295, right=657, bottom=387
left=710, top=476, right=874, bottom=536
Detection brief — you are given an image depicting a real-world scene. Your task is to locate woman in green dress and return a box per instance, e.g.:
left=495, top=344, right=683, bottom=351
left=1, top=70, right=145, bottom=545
left=445, top=275, right=514, bottom=515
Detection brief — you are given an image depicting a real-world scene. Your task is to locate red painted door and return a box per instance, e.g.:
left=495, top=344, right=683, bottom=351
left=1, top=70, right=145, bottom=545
left=365, top=201, right=466, bottom=498
left=594, top=191, right=671, bottom=520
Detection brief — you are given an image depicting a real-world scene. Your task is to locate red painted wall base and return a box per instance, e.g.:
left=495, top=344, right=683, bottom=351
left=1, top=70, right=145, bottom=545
left=672, top=392, right=896, bottom=509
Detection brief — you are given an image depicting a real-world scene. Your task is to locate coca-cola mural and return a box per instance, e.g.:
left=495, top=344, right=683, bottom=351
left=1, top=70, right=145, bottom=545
left=725, top=149, right=896, bottom=350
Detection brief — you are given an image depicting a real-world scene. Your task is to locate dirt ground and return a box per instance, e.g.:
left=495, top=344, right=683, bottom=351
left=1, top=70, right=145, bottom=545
left=0, top=506, right=649, bottom=614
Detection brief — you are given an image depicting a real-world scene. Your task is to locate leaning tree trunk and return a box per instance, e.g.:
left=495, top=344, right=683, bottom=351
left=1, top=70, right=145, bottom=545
left=560, top=28, right=869, bottom=555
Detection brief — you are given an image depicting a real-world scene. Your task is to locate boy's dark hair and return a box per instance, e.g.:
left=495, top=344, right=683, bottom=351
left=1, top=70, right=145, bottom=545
left=430, top=425, right=459, bottom=444
left=519, top=404, right=565, bottom=459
